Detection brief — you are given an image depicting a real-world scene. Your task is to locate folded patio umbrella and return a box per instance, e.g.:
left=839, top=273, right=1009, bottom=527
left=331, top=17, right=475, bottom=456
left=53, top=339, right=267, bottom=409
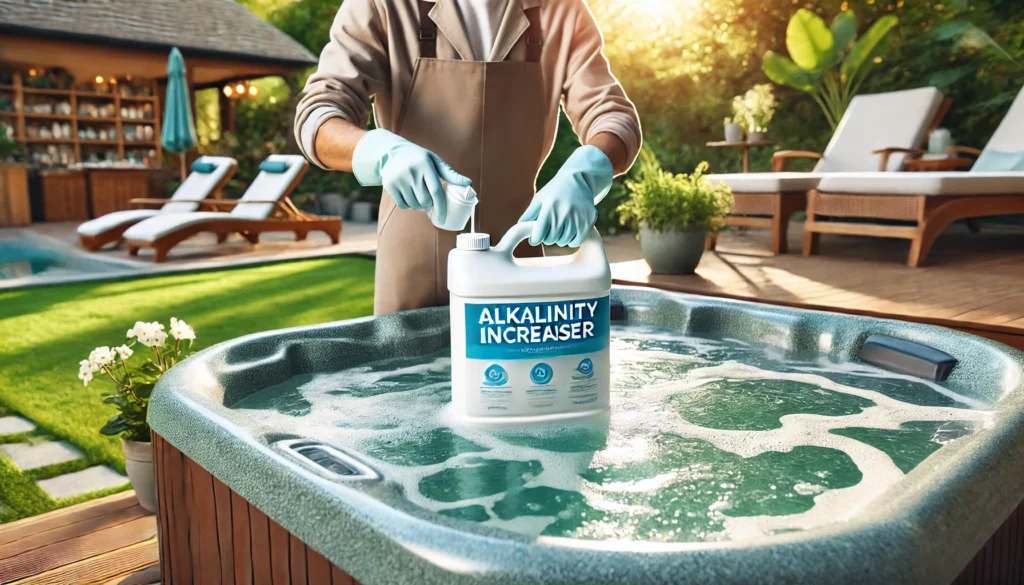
left=162, top=47, right=198, bottom=181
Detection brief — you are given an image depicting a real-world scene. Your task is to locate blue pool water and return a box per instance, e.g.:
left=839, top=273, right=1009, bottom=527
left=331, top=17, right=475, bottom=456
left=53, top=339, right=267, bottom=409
left=0, top=238, right=133, bottom=280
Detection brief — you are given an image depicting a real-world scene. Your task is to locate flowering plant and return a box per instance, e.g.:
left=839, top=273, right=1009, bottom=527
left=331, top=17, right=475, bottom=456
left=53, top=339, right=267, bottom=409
left=78, top=318, right=197, bottom=442
left=731, top=84, right=778, bottom=132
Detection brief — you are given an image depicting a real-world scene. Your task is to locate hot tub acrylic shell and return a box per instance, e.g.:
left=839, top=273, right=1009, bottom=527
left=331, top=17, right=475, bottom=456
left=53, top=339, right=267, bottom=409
left=148, top=286, right=1024, bottom=585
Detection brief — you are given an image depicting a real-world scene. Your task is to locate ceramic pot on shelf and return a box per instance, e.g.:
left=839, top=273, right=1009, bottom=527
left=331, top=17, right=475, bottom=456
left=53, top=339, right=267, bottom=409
left=747, top=130, right=767, bottom=144
left=640, top=223, right=707, bottom=275
left=121, top=438, right=156, bottom=513
left=724, top=122, right=744, bottom=143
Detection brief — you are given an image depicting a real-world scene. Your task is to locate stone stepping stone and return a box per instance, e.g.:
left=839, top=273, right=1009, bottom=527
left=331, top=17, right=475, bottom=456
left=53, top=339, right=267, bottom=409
left=35, top=466, right=128, bottom=499
left=0, top=441, right=82, bottom=471
left=0, top=416, right=36, bottom=436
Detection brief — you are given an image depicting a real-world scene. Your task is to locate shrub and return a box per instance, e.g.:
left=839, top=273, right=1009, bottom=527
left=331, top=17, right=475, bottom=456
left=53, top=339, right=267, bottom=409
left=618, top=149, right=732, bottom=235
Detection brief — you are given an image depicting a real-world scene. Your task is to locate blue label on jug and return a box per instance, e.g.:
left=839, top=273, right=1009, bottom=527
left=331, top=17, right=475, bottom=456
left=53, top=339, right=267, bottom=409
left=464, top=296, right=609, bottom=360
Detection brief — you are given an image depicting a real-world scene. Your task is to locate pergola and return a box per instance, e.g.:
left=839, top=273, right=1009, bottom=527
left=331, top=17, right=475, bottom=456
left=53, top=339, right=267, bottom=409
left=0, top=0, right=317, bottom=130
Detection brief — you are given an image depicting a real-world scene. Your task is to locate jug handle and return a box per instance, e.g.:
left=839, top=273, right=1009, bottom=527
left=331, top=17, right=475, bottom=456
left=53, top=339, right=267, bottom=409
left=494, top=221, right=602, bottom=258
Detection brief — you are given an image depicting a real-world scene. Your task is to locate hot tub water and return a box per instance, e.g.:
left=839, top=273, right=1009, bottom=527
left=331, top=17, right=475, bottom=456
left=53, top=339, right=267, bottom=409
left=234, top=325, right=990, bottom=544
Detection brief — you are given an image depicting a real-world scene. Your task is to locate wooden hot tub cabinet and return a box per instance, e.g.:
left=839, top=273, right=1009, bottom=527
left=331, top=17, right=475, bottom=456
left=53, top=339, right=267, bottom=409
left=153, top=432, right=1024, bottom=585
left=153, top=434, right=363, bottom=585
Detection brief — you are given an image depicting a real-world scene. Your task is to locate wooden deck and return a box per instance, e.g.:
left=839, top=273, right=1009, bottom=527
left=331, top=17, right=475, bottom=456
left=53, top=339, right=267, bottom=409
left=606, top=221, right=1024, bottom=350
left=0, top=491, right=159, bottom=585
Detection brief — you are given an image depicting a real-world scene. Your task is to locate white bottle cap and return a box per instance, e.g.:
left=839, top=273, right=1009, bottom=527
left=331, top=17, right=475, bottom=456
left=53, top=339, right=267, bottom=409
left=457, top=233, right=490, bottom=251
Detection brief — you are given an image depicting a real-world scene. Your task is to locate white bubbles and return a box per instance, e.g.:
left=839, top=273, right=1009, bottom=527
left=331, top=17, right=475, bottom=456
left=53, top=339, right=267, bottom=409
left=234, top=327, right=991, bottom=544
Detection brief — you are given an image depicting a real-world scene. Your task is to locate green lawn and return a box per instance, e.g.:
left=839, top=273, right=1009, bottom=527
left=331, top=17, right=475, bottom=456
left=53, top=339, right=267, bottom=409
left=0, top=256, right=375, bottom=522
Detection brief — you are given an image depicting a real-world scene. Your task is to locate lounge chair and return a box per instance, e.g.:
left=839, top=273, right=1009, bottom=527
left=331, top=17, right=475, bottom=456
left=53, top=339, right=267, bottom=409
left=708, top=87, right=947, bottom=254
left=77, top=156, right=237, bottom=251
left=805, top=85, right=1024, bottom=267
left=123, top=155, right=340, bottom=263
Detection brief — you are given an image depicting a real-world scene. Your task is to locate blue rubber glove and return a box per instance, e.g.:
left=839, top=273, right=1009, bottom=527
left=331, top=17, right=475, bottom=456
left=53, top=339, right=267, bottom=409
left=352, top=129, right=471, bottom=225
left=519, top=146, right=614, bottom=247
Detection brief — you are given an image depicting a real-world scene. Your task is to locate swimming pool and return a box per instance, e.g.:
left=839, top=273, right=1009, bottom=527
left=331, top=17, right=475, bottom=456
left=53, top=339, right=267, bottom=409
left=0, top=235, right=136, bottom=282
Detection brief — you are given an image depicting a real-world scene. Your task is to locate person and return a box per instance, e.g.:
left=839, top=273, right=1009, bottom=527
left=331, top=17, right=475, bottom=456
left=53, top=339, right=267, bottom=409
left=295, top=0, right=642, bottom=315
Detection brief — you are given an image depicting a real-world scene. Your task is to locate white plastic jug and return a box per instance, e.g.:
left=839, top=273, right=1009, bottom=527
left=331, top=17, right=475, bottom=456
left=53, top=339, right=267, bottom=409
left=447, top=221, right=612, bottom=426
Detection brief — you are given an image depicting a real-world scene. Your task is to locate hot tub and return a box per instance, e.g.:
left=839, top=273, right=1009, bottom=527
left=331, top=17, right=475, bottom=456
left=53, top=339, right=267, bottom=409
left=148, top=286, right=1024, bottom=585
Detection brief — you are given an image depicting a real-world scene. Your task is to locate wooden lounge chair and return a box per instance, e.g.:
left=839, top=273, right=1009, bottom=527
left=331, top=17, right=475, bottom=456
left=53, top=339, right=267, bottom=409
left=123, top=155, right=340, bottom=262
left=77, top=156, right=236, bottom=251
left=805, top=86, right=1024, bottom=267
left=707, top=87, right=947, bottom=254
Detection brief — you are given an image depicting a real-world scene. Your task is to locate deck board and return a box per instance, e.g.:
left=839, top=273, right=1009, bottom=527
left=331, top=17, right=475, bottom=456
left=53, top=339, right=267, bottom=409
left=0, top=492, right=159, bottom=585
left=607, top=222, right=1024, bottom=350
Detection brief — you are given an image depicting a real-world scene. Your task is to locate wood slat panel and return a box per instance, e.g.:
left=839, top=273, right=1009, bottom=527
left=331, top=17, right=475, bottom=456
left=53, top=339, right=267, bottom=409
left=231, top=491, right=254, bottom=585
left=269, top=520, right=291, bottom=585
left=248, top=505, right=273, bottom=585
left=214, top=477, right=236, bottom=585
left=189, top=461, right=223, bottom=585
left=154, top=435, right=364, bottom=585
left=0, top=504, right=148, bottom=559
left=0, top=491, right=138, bottom=547
left=952, top=499, right=1024, bottom=584
left=101, top=563, right=162, bottom=585
left=0, top=516, right=156, bottom=583
left=289, top=535, right=307, bottom=585
left=10, top=537, right=158, bottom=585
left=306, top=549, right=331, bottom=585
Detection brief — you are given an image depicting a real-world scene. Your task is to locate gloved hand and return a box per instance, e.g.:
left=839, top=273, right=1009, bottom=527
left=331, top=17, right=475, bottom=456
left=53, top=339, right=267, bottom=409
left=519, top=145, right=614, bottom=247
left=352, top=129, right=471, bottom=225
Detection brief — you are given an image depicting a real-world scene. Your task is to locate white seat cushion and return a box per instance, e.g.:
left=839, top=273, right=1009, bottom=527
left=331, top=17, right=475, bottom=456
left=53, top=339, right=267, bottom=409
left=162, top=156, right=237, bottom=213
left=123, top=212, right=233, bottom=242
left=709, top=172, right=824, bottom=193
left=77, top=209, right=161, bottom=237
left=817, top=171, right=1024, bottom=195
left=814, top=87, right=944, bottom=172
left=229, top=154, right=306, bottom=220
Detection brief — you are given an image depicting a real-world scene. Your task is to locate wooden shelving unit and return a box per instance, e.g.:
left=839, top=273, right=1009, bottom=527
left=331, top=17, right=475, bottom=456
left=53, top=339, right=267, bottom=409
left=0, top=72, right=162, bottom=167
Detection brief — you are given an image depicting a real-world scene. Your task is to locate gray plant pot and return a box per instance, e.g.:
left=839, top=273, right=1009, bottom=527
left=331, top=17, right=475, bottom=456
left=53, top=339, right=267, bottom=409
left=319, top=193, right=350, bottom=218
left=747, top=130, right=767, bottom=144
left=350, top=201, right=378, bottom=223
left=640, top=224, right=707, bottom=275
left=724, top=122, right=744, bottom=143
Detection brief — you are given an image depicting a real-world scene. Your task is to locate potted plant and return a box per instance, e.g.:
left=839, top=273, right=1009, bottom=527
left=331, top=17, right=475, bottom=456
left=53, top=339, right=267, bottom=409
left=723, top=117, right=744, bottom=142
left=78, top=318, right=198, bottom=512
left=732, top=84, right=777, bottom=144
left=618, top=151, right=732, bottom=275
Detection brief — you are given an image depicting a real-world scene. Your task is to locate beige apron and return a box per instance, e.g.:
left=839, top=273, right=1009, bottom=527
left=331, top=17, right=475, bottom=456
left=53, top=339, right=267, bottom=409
left=374, top=2, right=547, bottom=315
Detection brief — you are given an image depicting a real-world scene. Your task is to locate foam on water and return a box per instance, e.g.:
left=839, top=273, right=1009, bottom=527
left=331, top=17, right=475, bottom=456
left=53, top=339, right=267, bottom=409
left=233, top=325, right=992, bottom=543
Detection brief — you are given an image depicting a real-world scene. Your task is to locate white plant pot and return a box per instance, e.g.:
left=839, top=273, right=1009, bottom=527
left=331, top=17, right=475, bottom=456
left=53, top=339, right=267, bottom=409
left=747, top=130, right=767, bottom=144
left=724, top=123, right=744, bottom=143
left=122, top=438, right=156, bottom=513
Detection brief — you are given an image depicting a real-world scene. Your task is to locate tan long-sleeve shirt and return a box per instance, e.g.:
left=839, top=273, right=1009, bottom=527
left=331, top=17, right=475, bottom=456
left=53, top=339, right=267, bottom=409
left=294, top=0, right=642, bottom=173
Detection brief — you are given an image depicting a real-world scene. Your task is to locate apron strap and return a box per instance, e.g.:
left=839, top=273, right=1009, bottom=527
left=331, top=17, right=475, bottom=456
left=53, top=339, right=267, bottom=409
left=419, top=0, right=437, bottom=59
left=417, top=1, right=541, bottom=62
left=524, top=7, right=543, bottom=63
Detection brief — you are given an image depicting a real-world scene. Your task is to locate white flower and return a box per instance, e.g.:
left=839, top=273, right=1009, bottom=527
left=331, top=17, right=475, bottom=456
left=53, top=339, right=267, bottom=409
left=169, top=317, right=196, bottom=342
left=78, top=359, right=96, bottom=386
left=127, top=320, right=168, bottom=347
left=115, top=345, right=133, bottom=361
left=88, top=346, right=115, bottom=368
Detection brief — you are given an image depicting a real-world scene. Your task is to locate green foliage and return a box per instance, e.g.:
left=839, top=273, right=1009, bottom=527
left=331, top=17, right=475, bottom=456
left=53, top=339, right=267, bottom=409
left=617, top=149, right=732, bottom=235
left=763, top=9, right=898, bottom=128
left=267, top=0, right=341, bottom=55
left=0, top=123, right=22, bottom=161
